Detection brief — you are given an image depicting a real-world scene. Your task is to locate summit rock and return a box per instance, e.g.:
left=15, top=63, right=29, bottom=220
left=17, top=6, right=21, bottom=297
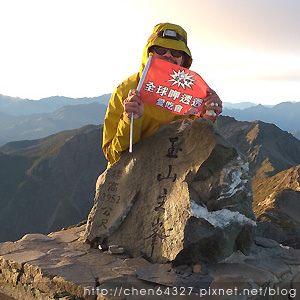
left=84, top=118, right=256, bottom=264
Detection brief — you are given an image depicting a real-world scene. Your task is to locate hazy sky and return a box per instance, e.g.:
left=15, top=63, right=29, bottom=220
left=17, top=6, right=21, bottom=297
left=1, top=0, right=299, bottom=104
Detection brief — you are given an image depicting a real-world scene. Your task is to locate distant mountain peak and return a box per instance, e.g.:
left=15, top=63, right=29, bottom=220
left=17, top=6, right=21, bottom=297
left=0, top=94, right=111, bottom=116
left=218, top=116, right=300, bottom=177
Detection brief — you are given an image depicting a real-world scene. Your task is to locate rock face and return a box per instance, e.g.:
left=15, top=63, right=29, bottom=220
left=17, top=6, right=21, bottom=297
left=254, top=165, right=300, bottom=248
left=1, top=222, right=300, bottom=300
left=84, top=118, right=256, bottom=264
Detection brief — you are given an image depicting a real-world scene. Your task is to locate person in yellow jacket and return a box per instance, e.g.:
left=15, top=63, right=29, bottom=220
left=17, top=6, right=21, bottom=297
left=102, top=23, right=222, bottom=167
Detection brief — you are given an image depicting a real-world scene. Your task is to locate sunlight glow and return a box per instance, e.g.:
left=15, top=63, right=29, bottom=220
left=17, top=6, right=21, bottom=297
left=0, top=0, right=299, bottom=104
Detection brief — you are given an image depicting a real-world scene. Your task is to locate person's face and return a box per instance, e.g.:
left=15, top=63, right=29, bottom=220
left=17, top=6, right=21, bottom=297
left=151, top=45, right=184, bottom=66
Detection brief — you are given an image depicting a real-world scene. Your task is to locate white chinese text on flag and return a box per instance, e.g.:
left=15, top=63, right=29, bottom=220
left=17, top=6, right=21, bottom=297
left=138, top=56, right=210, bottom=116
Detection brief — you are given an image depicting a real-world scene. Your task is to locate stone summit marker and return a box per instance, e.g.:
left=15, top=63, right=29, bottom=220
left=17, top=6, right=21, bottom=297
left=84, top=118, right=256, bottom=264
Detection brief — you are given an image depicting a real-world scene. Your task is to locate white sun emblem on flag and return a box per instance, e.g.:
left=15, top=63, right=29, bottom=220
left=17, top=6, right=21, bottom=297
left=167, top=69, right=196, bottom=90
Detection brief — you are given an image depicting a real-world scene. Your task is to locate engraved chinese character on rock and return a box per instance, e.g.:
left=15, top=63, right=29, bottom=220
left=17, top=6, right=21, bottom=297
left=157, top=165, right=177, bottom=182
left=167, top=137, right=182, bottom=158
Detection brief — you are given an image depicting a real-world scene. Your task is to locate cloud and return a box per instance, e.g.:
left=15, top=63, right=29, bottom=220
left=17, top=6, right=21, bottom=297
left=187, top=0, right=300, bottom=55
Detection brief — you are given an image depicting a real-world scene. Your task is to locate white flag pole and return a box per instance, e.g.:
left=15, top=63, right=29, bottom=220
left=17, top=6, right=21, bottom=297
left=129, top=56, right=152, bottom=153
left=129, top=113, right=134, bottom=152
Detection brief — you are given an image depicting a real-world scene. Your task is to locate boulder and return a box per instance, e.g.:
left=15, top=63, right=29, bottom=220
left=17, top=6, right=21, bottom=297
left=84, top=118, right=256, bottom=264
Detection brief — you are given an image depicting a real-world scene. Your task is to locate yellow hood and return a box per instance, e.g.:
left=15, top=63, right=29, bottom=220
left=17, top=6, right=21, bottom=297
left=139, top=23, right=193, bottom=77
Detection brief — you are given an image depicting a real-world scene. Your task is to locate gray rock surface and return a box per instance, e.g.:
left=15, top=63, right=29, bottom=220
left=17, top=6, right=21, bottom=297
left=84, top=118, right=256, bottom=264
left=1, top=226, right=300, bottom=299
left=257, top=188, right=300, bottom=249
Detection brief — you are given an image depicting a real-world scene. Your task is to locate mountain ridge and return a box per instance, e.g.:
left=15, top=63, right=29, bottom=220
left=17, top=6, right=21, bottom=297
left=0, top=94, right=111, bottom=115
left=217, top=116, right=300, bottom=177
left=0, top=102, right=107, bottom=146
left=0, top=124, right=106, bottom=242
left=223, top=101, right=300, bottom=134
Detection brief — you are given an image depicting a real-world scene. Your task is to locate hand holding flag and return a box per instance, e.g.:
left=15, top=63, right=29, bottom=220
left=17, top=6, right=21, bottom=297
left=123, top=89, right=143, bottom=119
left=203, top=88, right=222, bottom=120
left=123, top=89, right=143, bottom=153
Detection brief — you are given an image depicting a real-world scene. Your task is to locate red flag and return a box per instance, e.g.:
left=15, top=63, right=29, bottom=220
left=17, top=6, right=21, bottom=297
left=138, top=56, right=209, bottom=117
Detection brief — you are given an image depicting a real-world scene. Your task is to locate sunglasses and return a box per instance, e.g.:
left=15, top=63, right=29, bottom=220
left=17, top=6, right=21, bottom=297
left=152, top=45, right=184, bottom=58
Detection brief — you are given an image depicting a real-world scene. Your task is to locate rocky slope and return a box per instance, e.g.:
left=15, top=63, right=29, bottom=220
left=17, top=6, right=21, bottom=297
left=0, top=125, right=107, bottom=242
left=2, top=225, right=300, bottom=300
left=218, top=116, right=300, bottom=248
left=253, top=165, right=300, bottom=248
left=217, top=116, right=300, bottom=178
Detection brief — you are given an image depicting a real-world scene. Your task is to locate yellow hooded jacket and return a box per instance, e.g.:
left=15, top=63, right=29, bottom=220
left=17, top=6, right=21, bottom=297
left=102, top=23, right=198, bottom=166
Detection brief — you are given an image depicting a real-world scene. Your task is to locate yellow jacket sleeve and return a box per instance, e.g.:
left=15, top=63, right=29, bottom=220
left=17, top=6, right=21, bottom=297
left=102, top=75, right=142, bottom=165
